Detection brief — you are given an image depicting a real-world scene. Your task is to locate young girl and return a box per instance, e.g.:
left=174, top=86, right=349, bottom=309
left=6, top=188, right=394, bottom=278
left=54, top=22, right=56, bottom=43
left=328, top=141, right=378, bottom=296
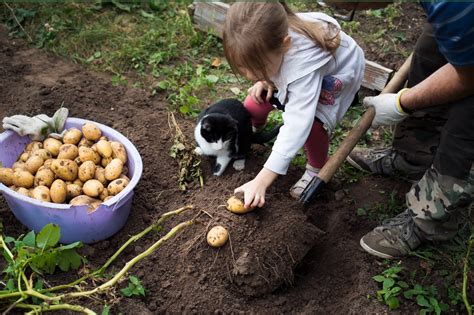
left=223, top=2, right=365, bottom=208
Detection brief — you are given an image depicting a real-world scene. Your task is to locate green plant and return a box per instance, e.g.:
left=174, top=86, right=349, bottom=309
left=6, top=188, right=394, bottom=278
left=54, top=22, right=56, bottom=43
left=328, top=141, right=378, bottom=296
left=1, top=223, right=82, bottom=280
left=0, top=206, right=194, bottom=314
left=121, top=275, right=146, bottom=297
left=403, top=284, right=449, bottom=315
left=372, top=262, right=408, bottom=310
left=462, top=234, right=473, bottom=315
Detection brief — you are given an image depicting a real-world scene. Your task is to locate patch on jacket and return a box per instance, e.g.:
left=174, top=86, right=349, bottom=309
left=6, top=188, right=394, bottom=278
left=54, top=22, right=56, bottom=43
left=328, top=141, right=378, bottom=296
left=318, top=75, right=342, bottom=106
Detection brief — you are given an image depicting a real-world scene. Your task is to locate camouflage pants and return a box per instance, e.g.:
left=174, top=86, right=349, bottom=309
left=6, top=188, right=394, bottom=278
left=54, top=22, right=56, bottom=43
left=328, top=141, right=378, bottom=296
left=392, top=24, right=474, bottom=239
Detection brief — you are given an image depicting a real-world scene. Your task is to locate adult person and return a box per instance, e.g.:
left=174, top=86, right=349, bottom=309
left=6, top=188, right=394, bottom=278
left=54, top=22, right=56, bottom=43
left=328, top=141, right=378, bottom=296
left=331, top=1, right=474, bottom=258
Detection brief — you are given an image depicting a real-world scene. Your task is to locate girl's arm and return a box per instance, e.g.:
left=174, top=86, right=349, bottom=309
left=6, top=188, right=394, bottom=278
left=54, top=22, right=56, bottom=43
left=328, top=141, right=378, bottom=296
left=264, top=70, right=325, bottom=175
left=235, top=70, right=326, bottom=208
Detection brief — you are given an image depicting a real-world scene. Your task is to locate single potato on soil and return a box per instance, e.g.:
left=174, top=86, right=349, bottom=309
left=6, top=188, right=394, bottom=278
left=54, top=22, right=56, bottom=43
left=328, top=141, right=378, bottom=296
left=207, top=226, right=229, bottom=247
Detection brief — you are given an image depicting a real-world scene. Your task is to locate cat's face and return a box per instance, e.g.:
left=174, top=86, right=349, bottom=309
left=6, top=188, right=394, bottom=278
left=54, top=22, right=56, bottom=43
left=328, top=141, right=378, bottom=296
left=200, top=115, right=237, bottom=150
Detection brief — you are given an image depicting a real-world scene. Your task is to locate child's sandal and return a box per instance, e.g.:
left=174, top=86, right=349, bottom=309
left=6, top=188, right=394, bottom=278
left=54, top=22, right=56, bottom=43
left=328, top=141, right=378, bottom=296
left=289, top=164, right=320, bottom=199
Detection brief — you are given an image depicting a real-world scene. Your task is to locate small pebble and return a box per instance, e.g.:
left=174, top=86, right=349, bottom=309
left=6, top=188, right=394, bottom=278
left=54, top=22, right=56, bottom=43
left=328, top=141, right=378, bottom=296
left=334, top=189, right=345, bottom=201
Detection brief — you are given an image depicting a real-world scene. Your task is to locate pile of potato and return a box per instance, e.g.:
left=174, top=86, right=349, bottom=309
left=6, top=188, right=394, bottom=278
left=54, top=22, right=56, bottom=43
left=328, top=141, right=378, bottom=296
left=0, top=122, right=130, bottom=212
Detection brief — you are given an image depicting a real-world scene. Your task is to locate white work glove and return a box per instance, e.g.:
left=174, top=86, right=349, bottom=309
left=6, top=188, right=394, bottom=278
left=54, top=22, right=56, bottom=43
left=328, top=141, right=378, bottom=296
left=2, top=108, right=69, bottom=140
left=364, top=89, right=410, bottom=128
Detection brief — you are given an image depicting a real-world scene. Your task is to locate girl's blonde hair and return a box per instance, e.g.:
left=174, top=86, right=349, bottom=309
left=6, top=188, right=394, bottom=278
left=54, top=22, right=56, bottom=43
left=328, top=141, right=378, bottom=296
left=223, top=2, right=340, bottom=82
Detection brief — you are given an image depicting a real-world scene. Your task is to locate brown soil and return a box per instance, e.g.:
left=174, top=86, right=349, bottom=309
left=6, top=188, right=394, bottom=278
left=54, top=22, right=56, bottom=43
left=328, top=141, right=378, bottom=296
left=0, top=27, right=419, bottom=313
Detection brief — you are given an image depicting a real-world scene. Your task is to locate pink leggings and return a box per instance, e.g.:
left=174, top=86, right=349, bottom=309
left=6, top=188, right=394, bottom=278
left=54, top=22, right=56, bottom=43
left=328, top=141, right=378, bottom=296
left=244, top=95, right=329, bottom=169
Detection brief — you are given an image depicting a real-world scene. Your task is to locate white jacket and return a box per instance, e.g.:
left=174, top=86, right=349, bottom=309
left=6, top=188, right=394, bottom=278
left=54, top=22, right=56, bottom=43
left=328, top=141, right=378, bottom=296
left=265, top=12, right=365, bottom=175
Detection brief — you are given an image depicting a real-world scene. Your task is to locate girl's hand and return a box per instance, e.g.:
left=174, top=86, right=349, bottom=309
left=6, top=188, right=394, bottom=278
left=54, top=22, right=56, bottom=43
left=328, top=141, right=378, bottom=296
left=234, top=168, right=278, bottom=208
left=248, top=81, right=274, bottom=104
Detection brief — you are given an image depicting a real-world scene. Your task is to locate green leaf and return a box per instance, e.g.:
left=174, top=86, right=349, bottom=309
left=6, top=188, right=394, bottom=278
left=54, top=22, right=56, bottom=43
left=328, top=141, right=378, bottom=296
left=386, top=296, right=400, bottom=310
left=156, top=80, right=169, bottom=90
left=121, top=287, right=133, bottom=297
left=230, top=87, right=241, bottom=95
left=59, top=241, right=82, bottom=250
left=31, top=251, right=58, bottom=274
left=439, top=303, right=449, bottom=312
left=356, top=208, right=367, bottom=216
left=429, top=297, right=441, bottom=315
left=179, top=105, right=190, bottom=114
left=34, top=279, right=43, bottom=290
left=130, top=275, right=140, bottom=285
left=137, top=285, right=146, bottom=296
left=22, top=230, right=36, bottom=247
left=2, top=249, right=14, bottom=264
left=111, top=0, right=131, bottom=11
left=57, top=249, right=82, bottom=272
left=121, top=276, right=146, bottom=297
left=32, top=279, right=44, bottom=304
left=36, top=223, right=60, bottom=250
left=4, top=236, right=15, bottom=243
left=6, top=279, right=16, bottom=291
left=140, top=10, right=155, bottom=19
left=372, top=275, right=385, bottom=282
left=102, top=305, right=110, bottom=315
left=205, top=75, right=219, bottom=84
left=389, top=286, right=401, bottom=295
left=383, top=278, right=395, bottom=291
left=404, top=290, right=415, bottom=299
left=417, top=295, right=431, bottom=308
left=196, top=65, right=203, bottom=76
left=397, top=280, right=409, bottom=288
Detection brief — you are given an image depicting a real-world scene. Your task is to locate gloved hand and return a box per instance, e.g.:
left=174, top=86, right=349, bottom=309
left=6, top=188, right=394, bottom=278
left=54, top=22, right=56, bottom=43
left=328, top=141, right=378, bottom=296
left=2, top=108, right=69, bottom=140
left=364, top=89, right=410, bottom=128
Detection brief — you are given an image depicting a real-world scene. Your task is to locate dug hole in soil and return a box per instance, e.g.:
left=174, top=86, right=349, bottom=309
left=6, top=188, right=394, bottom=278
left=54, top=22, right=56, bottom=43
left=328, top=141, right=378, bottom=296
left=0, top=27, right=413, bottom=313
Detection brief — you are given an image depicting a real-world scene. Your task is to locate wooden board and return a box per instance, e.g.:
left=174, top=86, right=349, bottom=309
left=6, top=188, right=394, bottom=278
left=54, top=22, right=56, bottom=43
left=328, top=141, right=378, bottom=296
left=362, top=60, right=393, bottom=91
left=189, top=1, right=394, bottom=91
left=191, top=2, right=229, bottom=38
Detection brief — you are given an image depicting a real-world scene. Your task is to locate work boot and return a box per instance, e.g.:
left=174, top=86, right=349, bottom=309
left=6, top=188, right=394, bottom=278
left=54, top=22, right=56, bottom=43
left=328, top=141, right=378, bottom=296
left=360, top=210, right=426, bottom=259
left=290, top=164, right=320, bottom=199
left=346, top=147, right=427, bottom=178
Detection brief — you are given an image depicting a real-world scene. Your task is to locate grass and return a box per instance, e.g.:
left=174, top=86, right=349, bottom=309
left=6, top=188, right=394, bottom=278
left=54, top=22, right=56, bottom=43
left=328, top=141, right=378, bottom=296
left=0, top=1, right=244, bottom=117
left=0, top=0, right=394, bottom=178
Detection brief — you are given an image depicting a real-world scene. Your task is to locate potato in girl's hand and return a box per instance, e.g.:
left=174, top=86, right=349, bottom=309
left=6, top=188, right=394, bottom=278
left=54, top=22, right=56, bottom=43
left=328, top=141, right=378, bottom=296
left=226, top=195, right=256, bottom=214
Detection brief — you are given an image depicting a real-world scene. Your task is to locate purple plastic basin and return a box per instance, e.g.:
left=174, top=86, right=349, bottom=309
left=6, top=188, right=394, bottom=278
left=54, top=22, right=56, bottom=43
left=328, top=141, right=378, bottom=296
left=0, top=117, right=143, bottom=244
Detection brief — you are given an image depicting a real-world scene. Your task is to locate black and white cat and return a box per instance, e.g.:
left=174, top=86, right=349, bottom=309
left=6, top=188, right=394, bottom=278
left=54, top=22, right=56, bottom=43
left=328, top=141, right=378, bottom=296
left=194, top=98, right=280, bottom=176
left=194, top=99, right=252, bottom=176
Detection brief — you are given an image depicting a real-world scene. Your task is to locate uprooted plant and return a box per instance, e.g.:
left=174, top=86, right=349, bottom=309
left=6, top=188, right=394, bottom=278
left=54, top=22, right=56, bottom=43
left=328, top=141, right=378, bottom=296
left=0, top=205, right=194, bottom=314
left=168, top=112, right=203, bottom=191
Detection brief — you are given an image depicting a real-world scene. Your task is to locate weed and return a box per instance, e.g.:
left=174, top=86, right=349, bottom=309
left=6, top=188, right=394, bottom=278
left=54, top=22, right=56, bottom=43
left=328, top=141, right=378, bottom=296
left=403, top=284, right=449, bottom=315
left=121, top=275, right=146, bottom=297
left=340, top=20, right=360, bottom=36
left=372, top=262, right=407, bottom=310
left=1, top=223, right=82, bottom=280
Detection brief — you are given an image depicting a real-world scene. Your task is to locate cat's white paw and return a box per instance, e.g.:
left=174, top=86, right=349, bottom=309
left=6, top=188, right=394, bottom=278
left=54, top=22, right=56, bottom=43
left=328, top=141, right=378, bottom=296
left=233, top=159, right=245, bottom=171
left=213, top=163, right=224, bottom=176
left=194, top=147, right=204, bottom=155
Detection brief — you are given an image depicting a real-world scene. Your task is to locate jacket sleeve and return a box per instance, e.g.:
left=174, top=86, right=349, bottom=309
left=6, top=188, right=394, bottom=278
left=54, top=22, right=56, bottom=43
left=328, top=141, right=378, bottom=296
left=264, top=68, right=326, bottom=175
